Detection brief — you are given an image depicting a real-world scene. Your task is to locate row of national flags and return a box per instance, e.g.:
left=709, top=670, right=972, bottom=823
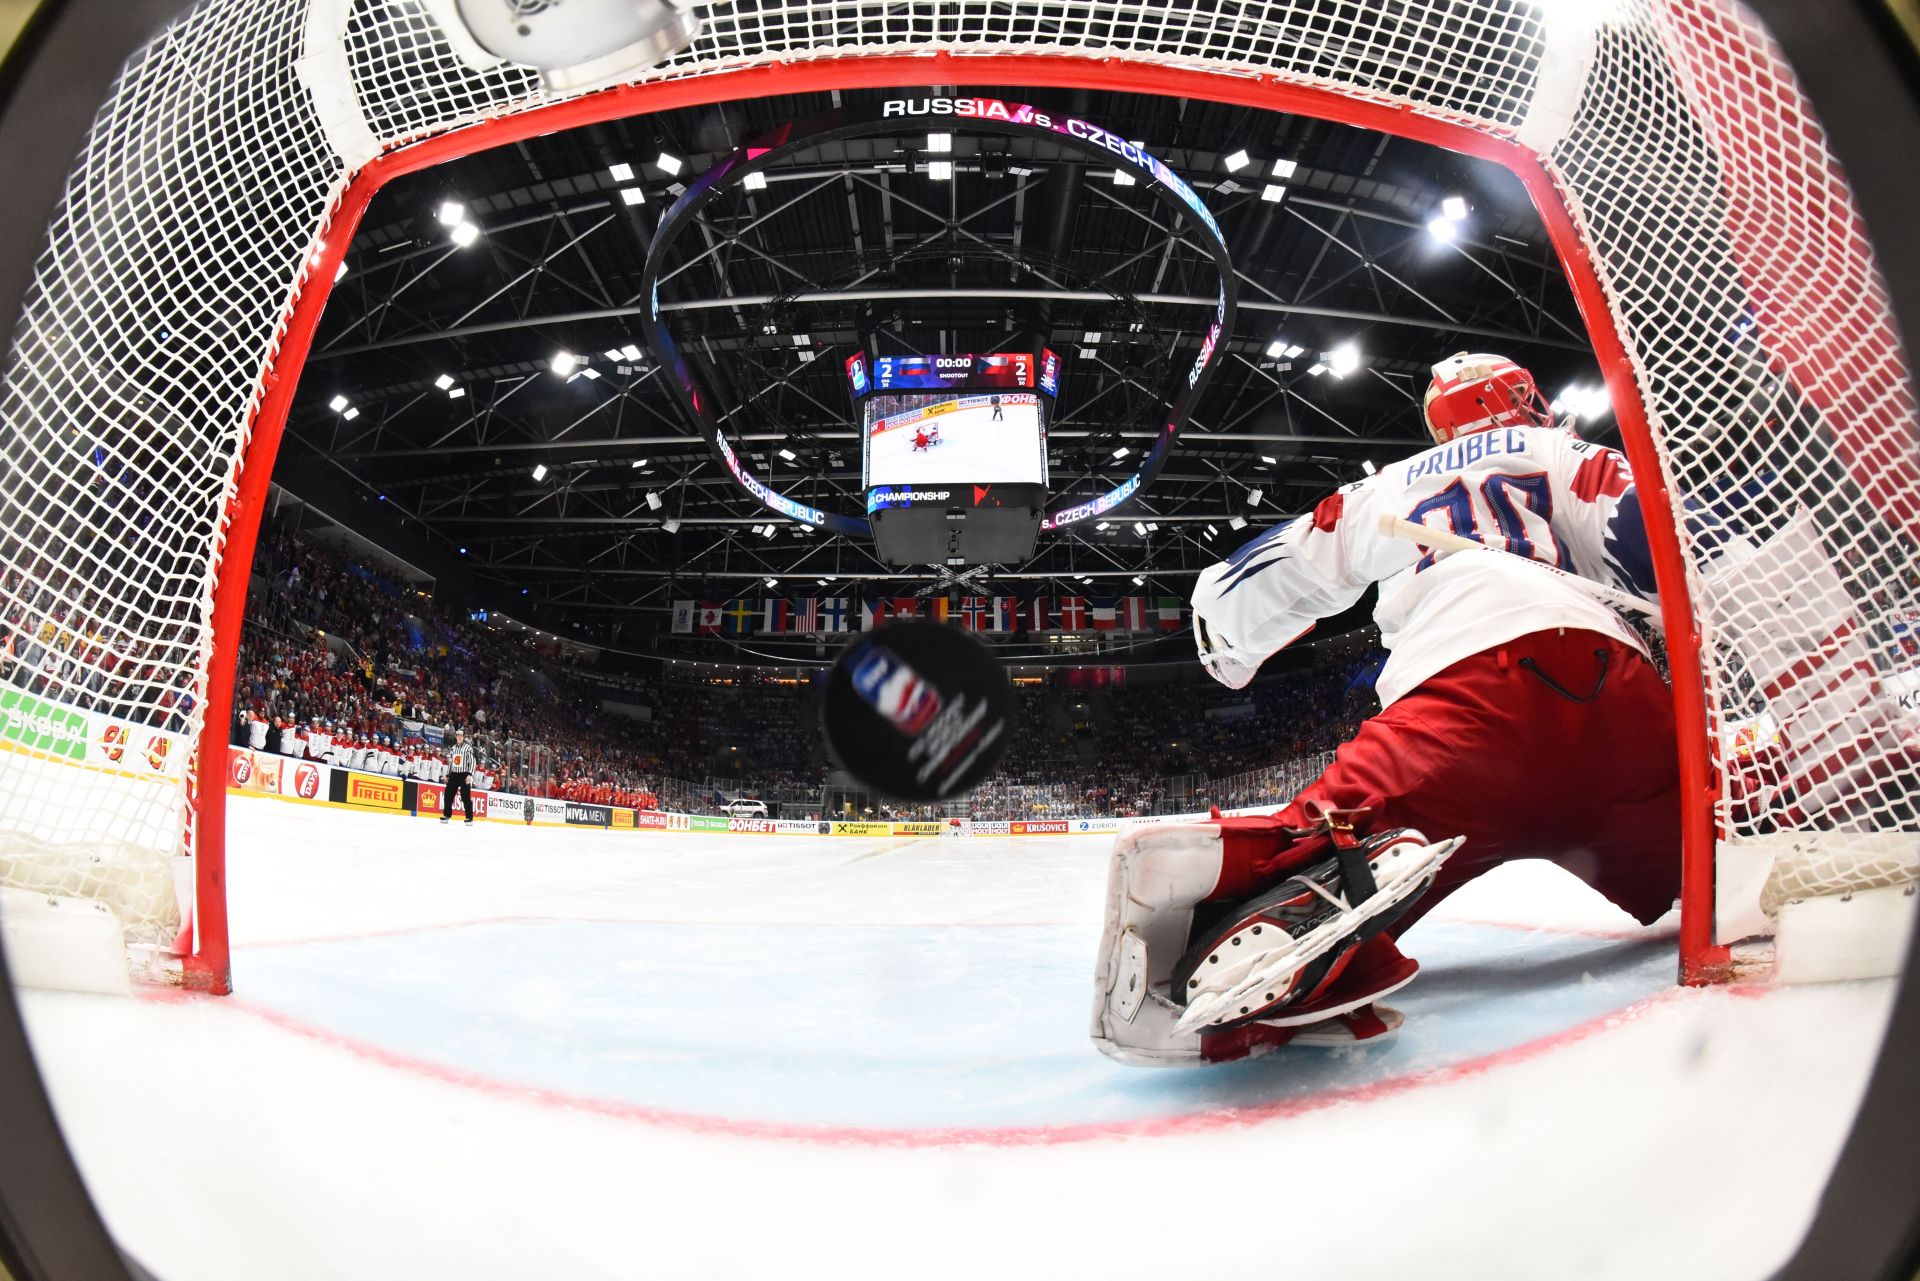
left=670, top=595, right=1187, bottom=636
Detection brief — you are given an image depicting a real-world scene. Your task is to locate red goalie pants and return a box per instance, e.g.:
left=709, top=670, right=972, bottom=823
left=1210, top=628, right=1682, bottom=936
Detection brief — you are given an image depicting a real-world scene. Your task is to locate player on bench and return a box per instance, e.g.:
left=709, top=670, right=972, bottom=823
left=1092, top=353, right=1679, bottom=1065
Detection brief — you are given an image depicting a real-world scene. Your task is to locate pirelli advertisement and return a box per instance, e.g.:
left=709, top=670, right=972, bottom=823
left=333, top=769, right=406, bottom=812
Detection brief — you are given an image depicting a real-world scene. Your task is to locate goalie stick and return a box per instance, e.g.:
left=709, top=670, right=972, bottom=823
left=1374, top=512, right=1663, bottom=628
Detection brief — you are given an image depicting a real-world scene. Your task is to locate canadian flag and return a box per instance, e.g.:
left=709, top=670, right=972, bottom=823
left=697, top=603, right=724, bottom=635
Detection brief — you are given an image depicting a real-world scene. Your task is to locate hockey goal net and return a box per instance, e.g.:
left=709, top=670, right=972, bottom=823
left=0, top=0, right=1913, bottom=992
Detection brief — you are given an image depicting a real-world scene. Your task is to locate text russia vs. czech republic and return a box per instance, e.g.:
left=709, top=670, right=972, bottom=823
left=882, top=98, right=1156, bottom=170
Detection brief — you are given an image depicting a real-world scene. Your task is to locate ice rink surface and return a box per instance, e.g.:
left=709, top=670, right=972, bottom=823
left=14, top=794, right=1898, bottom=1280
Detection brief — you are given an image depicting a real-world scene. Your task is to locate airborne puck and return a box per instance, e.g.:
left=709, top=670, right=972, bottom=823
left=820, top=621, right=1013, bottom=802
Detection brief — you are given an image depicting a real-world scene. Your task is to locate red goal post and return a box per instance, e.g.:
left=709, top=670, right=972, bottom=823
left=0, top=1, right=1912, bottom=994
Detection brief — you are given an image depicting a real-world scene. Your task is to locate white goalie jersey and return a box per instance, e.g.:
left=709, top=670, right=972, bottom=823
left=1193, top=426, right=1659, bottom=704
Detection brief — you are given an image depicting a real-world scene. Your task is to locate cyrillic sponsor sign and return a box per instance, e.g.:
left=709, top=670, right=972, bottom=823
left=1010, top=820, right=1069, bottom=835
left=728, top=816, right=775, bottom=833
left=890, top=821, right=945, bottom=836
left=830, top=821, right=892, bottom=837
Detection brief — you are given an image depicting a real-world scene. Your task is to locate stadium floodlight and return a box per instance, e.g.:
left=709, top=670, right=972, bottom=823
left=1362, top=458, right=1377, bottom=475
left=1327, top=342, right=1361, bottom=378
left=631, top=457, right=648, bottom=468
left=661, top=518, right=680, bottom=533
left=816, top=578, right=830, bottom=587
left=550, top=350, right=580, bottom=376
left=1230, top=516, right=1248, bottom=530
left=1205, top=524, right=1220, bottom=538
left=1112, top=169, right=1135, bottom=186
left=436, top=200, right=466, bottom=226
left=433, top=373, right=455, bottom=390
left=927, top=160, right=953, bottom=181
left=927, top=132, right=952, bottom=153
left=342, top=406, right=360, bottom=420
left=1441, top=194, right=1469, bottom=222
left=761, top=524, right=777, bottom=539
left=604, top=349, right=626, bottom=361
left=1133, top=522, right=1148, bottom=537
left=578, top=366, right=601, bottom=380
left=1095, top=522, right=1111, bottom=531
left=1260, top=455, right=1277, bottom=465
left=1084, top=331, right=1103, bottom=344
left=1272, top=158, right=1299, bottom=179
left=743, top=171, right=767, bottom=191
left=645, top=492, right=662, bottom=510
left=1078, top=347, right=1098, bottom=360
left=1426, top=216, right=1458, bottom=243
left=1223, top=149, right=1251, bottom=172
left=449, top=220, right=480, bottom=247
left=1146, top=522, right=1159, bottom=532
left=531, top=463, right=549, bottom=481
left=1307, top=362, right=1328, bottom=377
left=1285, top=344, right=1305, bottom=358
left=766, top=578, right=778, bottom=588
left=448, top=387, right=466, bottom=399
left=1266, top=340, right=1288, bottom=359
left=778, top=448, right=797, bottom=461
left=328, top=394, right=350, bottom=413
left=608, top=161, right=635, bottom=182
left=1260, top=183, right=1287, bottom=202
left=1132, top=575, right=1145, bottom=587
left=749, top=524, right=765, bottom=537
left=619, top=186, right=645, bottom=206
left=1246, top=488, right=1264, bottom=507
left=655, top=151, right=682, bottom=175
left=620, top=344, right=644, bottom=361
left=1112, top=446, right=1129, bottom=459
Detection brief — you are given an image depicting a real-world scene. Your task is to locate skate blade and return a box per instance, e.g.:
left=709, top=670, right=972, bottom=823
left=1175, top=836, right=1461, bottom=1034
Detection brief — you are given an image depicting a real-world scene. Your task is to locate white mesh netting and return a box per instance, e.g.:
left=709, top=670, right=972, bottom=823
left=0, top=0, right=1913, bottom=966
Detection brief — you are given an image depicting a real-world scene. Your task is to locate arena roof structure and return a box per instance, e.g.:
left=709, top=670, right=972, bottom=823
left=282, top=84, right=1605, bottom=655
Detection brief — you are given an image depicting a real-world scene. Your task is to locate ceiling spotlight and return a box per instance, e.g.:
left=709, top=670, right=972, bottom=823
left=577, top=367, right=601, bottom=380
left=1112, top=446, right=1130, bottom=460
left=1132, top=575, right=1145, bottom=587
left=1260, top=184, right=1287, bottom=203
left=550, top=351, right=579, bottom=377
left=531, top=463, right=549, bottom=481
left=620, top=344, right=644, bottom=361
left=449, top=221, right=480, bottom=247
left=1266, top=340, right=1287, bottom=359
left=1095, top=521, right=1111, bottom=531
left=631, top=458, right=648, bottom=468
left=662, top=518, right=681, bottom=534
left=927, top=132, right=952, bottom=153
left=1361, top=458, right=1377, bottom=475
left=1230, top=515, right=1249, bottom=530
left=434, top=373, right=455, bottom=390
left=762, top=524, right=776, bottom=539
left=608, top=161, right=635, bottom=182
left=816, top=578, right=830, bottom=587
left=1441, top=194, right=1469, bottom=221
left=1078, top=347, right=1098, bottom=360
left=1426, top=216, right=1458, bottom=243
left=1260, top=455, right=1277, bottom=465
left=1307, top=362, right=1328, bottom=377
left=1224, top=149, right=1251, bottom=172
left=448, top=387, right=466, bottom=399
left=1327, top=342, right=1361, bottom=378
left=619, top=187, right=645, bottom=207
left=927, top=160, right=953, bottom=181
left=656, top=152, right=682, bottom=176
left=1146, top=522, right=1159, bottom=532
left=436, top=200, right=466, bottom=227
left=328, top=394, right=350, bottom=413
left=1272, top=158, right=1299, bottom=179
left=603, top=349, right=626, bottom=361
left=1112, top=169, right=1136, bottom=186
left=1246, top=488, right=1264, bottom=507
left=1084, top=331, right=1103, bottom=344
left=778, top=448, right=797, bottom=461
left=743, top=171, right=767, bottom=191
left=1205, top=524, right=1220, bottom=537
left=766, top=578, right=779, bottom=588
left=342, top=406, right=360, bottom=420
left=645, top=491, right=663, bottom=510
left=1133, top=522, right=1148, bottom=537
left=749, top=524, right=765, bottom=537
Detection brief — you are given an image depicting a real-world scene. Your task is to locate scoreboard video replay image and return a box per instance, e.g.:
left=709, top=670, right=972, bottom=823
left=854, top=350, right=1060, bottom=566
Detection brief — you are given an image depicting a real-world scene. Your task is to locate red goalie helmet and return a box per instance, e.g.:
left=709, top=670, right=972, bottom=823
left=1421, top=352, right=1557, bottom=443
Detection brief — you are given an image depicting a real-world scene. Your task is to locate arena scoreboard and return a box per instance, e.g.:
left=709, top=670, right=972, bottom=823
left=852, top=350, right=1058, bottom=566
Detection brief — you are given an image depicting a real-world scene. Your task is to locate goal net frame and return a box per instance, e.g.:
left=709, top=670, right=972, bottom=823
left=0, top=0, right=1914, bottom=994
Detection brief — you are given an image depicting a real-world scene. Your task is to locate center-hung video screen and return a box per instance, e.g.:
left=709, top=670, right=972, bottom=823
left=862, top=391, right=1047, bottom=488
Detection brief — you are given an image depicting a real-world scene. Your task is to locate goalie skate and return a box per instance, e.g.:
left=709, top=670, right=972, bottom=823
left=1173, top=829, right=1462, bottom=1034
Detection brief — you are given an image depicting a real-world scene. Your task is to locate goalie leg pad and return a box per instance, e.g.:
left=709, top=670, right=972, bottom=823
left=1090, top=824, right=1229, bottom=1066
left=1172, top=828, right=1462, bottom=1034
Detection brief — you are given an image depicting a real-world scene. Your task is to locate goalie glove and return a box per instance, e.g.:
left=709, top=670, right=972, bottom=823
left=1193, top=612, right=1265, bottom=690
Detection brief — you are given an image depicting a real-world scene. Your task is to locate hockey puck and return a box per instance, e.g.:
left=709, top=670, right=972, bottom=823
left=820, top=621, right=1013, bottom=802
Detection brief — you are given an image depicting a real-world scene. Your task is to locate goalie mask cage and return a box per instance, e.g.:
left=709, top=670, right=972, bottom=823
left=0, top=0, right=1914, bottom=994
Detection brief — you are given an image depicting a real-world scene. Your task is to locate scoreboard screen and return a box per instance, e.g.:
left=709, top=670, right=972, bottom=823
left=863, top=391, right=1046, bottom=489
